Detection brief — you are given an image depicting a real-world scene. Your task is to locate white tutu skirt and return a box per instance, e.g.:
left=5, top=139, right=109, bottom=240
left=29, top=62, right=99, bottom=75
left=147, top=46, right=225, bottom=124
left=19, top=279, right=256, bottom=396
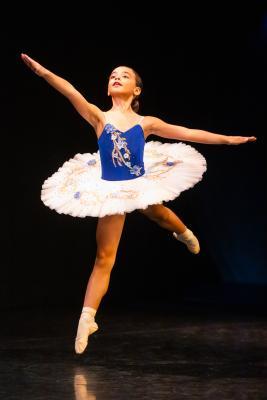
left=41, top=141, right=207, bottom=218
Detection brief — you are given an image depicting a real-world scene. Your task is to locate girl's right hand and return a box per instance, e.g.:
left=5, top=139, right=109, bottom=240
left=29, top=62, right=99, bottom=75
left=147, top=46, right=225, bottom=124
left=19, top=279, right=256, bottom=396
left=21, top=53, right=47, bottom=77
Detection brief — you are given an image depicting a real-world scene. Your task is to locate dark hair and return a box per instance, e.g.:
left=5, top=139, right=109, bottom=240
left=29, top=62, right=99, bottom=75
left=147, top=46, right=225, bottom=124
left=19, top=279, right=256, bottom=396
left=130, top=68, right=143, bottom=112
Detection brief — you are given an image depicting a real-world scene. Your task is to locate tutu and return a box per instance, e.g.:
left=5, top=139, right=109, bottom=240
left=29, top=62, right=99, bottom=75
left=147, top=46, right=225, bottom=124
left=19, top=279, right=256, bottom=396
left=41, top=140, right=207, bottom=218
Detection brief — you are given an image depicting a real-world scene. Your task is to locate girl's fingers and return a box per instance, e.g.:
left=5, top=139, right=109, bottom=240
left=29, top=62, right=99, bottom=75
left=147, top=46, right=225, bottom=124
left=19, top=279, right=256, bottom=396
left=21, top=54, right=30, bottom=62
left=21, top=54, right=40, bottom=73
left=231, top=136, right=257, bottom=145
left=26, top=55, right=34, bottom=62
left=21, top=54, right=35, bottom=66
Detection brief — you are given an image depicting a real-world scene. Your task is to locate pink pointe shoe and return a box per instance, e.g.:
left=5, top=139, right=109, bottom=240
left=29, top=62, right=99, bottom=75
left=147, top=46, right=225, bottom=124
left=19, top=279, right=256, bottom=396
left=173, top=228, right=200, bottom=254
left=75, top=318, right=99, bottom=354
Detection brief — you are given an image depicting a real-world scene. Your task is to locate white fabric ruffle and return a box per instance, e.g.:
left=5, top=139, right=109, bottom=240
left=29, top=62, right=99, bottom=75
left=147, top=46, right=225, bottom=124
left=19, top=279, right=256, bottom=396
left=41, top=141, right=207, bottom=218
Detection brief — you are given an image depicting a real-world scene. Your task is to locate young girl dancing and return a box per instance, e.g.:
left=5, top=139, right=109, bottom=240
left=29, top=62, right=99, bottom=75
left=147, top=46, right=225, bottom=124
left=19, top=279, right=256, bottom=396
left=21, top=53, right=256, bottom=354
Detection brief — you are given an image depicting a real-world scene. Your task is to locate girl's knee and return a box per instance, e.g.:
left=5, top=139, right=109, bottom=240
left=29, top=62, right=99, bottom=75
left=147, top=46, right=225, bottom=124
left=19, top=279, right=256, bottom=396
left=95, top=251, right=116, bottom=271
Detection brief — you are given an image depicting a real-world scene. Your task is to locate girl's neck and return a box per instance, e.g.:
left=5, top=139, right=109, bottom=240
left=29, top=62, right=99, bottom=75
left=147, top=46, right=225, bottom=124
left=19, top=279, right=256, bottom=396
left=110, top=97, right=135, bottom=114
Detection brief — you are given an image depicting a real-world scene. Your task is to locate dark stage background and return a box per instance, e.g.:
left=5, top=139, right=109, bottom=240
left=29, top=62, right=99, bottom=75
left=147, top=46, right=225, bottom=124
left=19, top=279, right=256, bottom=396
left=4, top=4, right=267, bottom=312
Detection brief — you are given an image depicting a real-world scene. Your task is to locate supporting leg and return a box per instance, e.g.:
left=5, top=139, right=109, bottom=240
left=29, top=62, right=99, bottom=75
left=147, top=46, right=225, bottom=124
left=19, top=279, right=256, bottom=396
left=75, top=213, right=126, bottom=354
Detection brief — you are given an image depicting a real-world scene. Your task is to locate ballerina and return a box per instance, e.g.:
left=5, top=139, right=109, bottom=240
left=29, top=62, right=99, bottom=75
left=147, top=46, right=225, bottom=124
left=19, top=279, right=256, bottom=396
left=21, top=53, right=257, bottom=354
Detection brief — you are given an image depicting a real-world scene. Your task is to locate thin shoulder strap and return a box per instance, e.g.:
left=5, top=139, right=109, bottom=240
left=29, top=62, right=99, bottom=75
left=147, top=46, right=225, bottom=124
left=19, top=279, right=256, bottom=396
left=138, top=116, right=145, bottom=124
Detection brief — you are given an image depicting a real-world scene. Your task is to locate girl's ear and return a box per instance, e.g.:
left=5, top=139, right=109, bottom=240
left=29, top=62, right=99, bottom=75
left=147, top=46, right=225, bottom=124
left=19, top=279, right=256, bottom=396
left=134, top=87, right=141, bottom=96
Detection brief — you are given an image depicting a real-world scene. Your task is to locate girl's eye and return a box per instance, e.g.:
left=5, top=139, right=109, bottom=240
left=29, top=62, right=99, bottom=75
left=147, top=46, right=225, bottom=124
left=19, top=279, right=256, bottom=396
left=109, top=74, right=129, bottom=80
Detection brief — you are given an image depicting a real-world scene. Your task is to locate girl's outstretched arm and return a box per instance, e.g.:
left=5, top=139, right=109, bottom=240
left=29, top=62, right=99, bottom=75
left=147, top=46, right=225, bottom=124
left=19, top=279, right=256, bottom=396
left=21, top=53, right=102, bottom=129
left=147, top=117, right=257, bottom=145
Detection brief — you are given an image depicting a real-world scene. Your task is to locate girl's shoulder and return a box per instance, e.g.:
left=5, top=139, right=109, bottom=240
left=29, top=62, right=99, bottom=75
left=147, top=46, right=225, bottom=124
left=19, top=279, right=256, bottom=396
left=141, top=115, right=158, bottom=132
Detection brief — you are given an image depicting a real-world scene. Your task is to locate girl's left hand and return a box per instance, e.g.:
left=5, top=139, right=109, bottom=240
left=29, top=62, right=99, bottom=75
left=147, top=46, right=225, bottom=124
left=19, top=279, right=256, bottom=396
left=227, top=136, right=257, bottom=145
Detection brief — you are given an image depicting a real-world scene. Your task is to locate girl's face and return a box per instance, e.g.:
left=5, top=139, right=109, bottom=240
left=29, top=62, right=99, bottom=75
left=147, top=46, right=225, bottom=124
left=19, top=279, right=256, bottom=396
left=108, top=66, right=141, bottom=98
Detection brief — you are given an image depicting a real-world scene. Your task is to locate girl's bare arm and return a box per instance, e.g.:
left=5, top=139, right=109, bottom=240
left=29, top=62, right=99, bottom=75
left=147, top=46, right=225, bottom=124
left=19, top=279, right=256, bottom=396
left=21, top=53, right=102, bottom=129
left=146, top=116, right=257, bottom=145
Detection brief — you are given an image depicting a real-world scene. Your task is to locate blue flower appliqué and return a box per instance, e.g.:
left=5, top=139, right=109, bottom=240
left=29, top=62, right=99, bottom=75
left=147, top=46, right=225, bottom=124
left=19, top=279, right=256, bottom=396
left=105, top=124, right=116, bottom=134
left=87, top=159, right=96, bottom=166
left=130, top=165, right=143, bottom=176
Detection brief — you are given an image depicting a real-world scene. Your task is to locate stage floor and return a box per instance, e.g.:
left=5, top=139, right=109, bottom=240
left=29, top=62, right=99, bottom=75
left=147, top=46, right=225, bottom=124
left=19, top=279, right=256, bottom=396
left=1, top=304, right=266, bottom=399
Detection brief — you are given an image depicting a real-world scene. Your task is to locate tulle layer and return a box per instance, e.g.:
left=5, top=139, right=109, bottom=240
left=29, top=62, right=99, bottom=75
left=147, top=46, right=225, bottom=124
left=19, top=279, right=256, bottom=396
left=41, top=141, right=207, bottom=217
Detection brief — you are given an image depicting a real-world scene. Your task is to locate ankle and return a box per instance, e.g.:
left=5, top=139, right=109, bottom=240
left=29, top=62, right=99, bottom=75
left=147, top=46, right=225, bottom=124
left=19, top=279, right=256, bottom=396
left=82, top=306, right=97, bottom=316
left=80, top=307, right=97, bottom=322
left=176, top=227, right=190, bottom=237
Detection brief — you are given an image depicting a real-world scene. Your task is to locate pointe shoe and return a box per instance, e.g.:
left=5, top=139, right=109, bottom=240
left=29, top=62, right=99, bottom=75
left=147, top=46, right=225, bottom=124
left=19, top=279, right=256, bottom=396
left=75, top=319, right=99, bottom=354
left=173, top=228, right=200, bottom=254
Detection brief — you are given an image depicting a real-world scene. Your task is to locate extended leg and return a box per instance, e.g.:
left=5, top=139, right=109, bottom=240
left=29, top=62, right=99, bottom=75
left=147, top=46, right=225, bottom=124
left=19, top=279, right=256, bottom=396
left=138, top=204, right=200, bottom=254
left=138, top=204, right=187, bottom=234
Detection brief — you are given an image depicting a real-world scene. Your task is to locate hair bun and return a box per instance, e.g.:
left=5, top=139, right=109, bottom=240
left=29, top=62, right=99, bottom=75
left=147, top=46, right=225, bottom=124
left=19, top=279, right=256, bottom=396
left=132, top=98, right=139, bottom=112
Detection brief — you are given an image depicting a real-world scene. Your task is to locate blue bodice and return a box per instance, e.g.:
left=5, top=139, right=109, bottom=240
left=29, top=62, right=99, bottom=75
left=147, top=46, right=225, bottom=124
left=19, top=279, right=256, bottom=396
left=98, top=123, right=146, bottom=181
